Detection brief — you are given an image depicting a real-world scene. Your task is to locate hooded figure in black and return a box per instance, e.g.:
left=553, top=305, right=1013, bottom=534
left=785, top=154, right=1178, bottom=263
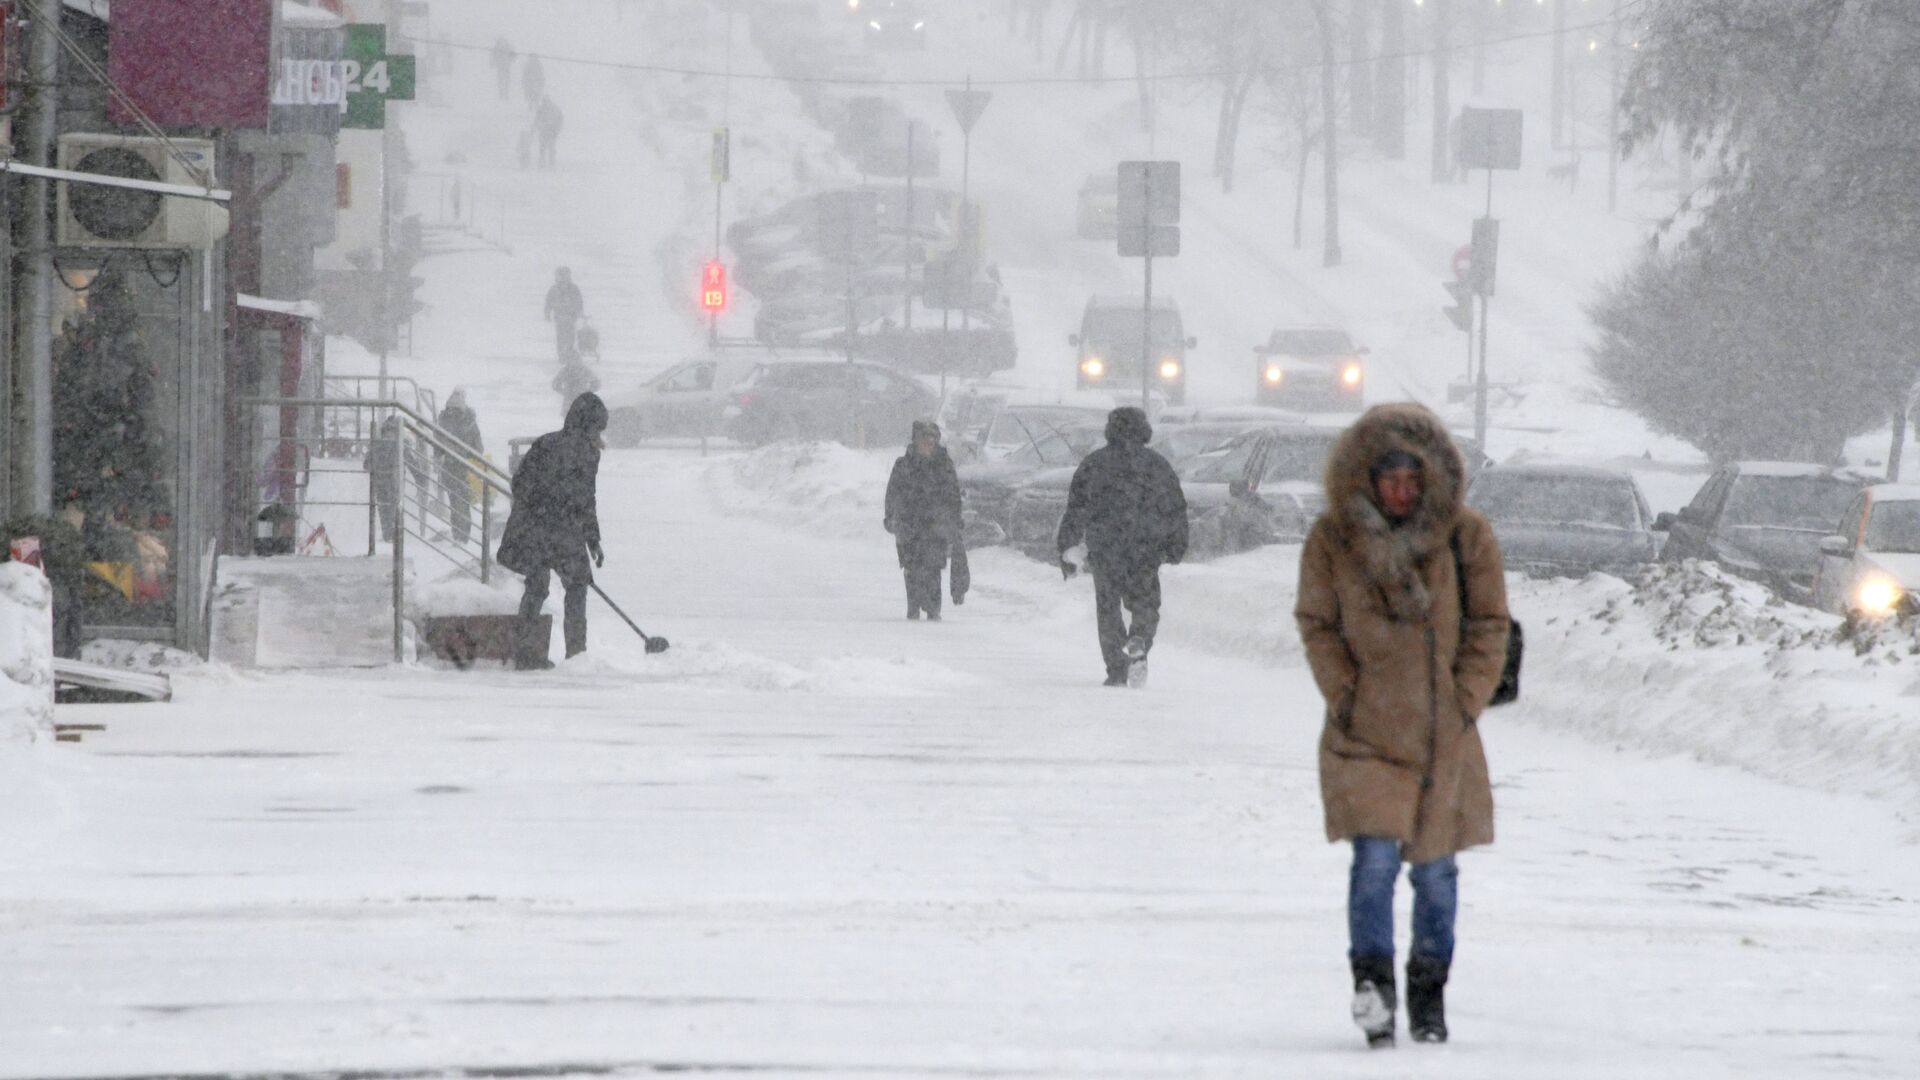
left=497, top=392, right=606, bottom=667
left=884, top=420, right=963, bottom=620
left=436, top=389, right=484, bottom=545
left=1056, top=406, right=1189, bottom=686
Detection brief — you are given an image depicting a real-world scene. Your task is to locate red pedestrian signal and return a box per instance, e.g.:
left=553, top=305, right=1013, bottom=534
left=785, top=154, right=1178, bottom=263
left=700, top=261, right=727, bottom=313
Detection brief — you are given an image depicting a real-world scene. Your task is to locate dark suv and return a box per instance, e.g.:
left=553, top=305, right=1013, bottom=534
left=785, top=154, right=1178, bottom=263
left=1071, top=296, right=1195, bottom=405
left=1656, top=462, right=1869, bottom=603
left=720, top=357, right=937, bottom=447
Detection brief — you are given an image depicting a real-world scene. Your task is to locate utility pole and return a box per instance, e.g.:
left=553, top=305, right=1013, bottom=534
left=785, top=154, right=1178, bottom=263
left=1607, top=0, right=1622, bottom=213
left=1430, top=0, right=1452, bottom=185
left=711, top=0, right=734, bottom=349
left=1551, top=0, right=1568, bottom=148
left=903, top=122, right=914, bottom=333
left=14, top=0, right=61, bottom=514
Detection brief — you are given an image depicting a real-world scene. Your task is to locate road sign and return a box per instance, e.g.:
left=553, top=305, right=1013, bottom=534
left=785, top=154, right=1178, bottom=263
left=1442, top=279, right=1474, bottom=332
left=342, top=25, right=417, bottom=130
left=1452, top=244, right=1473, bottom=281
left=1458, top=107, right=1523, bottom=171
left=711, top=128, right=731, bottom=184
left=1118, top=161, right=1180, bottom=226
left=1118, top=224, right=1180, bottom=258
left=1470, top=217, right=1500, bottom=296
left=700, top=261, right=728, bottom=313
left=945, top=88, right=992, bottom=134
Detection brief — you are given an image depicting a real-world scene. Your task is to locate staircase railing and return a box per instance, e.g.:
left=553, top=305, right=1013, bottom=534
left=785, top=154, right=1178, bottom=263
left=236, top=395, right=515, bottom=661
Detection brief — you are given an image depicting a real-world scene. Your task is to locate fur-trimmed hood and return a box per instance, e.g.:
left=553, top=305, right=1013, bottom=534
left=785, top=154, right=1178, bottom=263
left=1321, top=403, right=1468, bottom=621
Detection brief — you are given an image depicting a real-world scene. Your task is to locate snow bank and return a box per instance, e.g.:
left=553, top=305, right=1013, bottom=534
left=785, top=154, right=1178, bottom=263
left=0, top=563, right=55, bottom=741
left=1515, top=563, right=1920, bottom=819
left=411, top=571, right=524, bottom=618
left=560, top=639, right=980, bottom=697
left=718, top=441, right=891, bottom=539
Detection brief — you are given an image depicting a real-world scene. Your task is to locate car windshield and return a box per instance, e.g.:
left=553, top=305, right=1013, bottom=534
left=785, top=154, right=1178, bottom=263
left=1723, top=475, right=1859, bottom=532
left=1259, top=435, right=1339, bottom=484
left=1863, top=500, right=1920, bottom=553
left=1182, top=441, right=1255, bottom=483
left=1267, top=330, right=1352, bottom=355
left=1006, top=427, right=1097, bottom=467
left=1470, top=475, right=1641, bottom=529
left=1082, top=308, right=1182, bottom=349
left=1151, top=427, right=1238, bottom=464
left=988, top=409, right=1098, bottom=449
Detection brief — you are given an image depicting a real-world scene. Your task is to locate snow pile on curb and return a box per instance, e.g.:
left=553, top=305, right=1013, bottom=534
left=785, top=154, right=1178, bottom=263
left=719, top=442, right=891, bottom=539
left=0, top=563, right=54, bottom=741
left=565, top=638, right=979, bottom=697
left=1514, top=562, right=1920, bottom=818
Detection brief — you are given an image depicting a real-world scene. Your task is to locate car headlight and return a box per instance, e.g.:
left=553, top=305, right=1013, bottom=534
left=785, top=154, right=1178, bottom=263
left=869, top=19, right=881, bottom=30
left=1342, top=363, right=1364, bottom=387
left=1159, top=359, right=1182, bottom=380
left=1855, top=576, right=1904, bottom=615
left=913, top=20, right=925, bottom=29
left=1081, top=357, right=1105, bottom=378
left=848, top=0, right=859, bottom=9
left=1264, top=364, right=1283, bottom=385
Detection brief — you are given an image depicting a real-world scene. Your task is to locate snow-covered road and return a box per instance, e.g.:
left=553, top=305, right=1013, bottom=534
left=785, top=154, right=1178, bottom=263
left=4, top=2, right=1917, bottom=1076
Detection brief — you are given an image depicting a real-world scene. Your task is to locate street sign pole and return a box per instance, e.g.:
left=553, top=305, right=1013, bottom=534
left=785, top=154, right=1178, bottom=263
left=945, top=77, right=992, bottom=394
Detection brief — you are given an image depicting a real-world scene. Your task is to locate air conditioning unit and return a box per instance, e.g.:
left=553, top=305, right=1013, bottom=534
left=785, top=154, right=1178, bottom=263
left=56, top=134, right=229, bottom=249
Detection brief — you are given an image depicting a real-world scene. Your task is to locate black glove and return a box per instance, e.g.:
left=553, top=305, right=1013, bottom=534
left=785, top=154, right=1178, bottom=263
left=1060, top=556, right=1079, bottom=580
left=589, top=541, right=605, bottom=568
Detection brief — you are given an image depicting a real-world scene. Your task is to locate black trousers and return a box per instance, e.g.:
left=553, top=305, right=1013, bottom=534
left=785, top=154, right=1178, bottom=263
left=1092, top=562, right=1161, bottom=679
left=519, top=564, right=589, bottom=659
left=442, top=469, right=472, bottom=543
left=898, top=536, right=948, bottom=616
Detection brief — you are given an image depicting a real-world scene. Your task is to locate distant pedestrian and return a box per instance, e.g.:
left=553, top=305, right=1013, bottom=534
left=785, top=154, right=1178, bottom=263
left=534, top=96, right=564, bottom=168
left=365, top=414, right=405, bottom=544
left=521, top=53, right=547, bottom=111
left=884, top=420, right=963, bottom=621
left=552, top=360, right=601, bottom=410
left=1294, top=403, right=1511, bottom=1049
left=1055, top=406, right=1187, bottom=687
left=496, top=393, right=607, bottom=668
left=436, top=389, right=484, bottom=545
left=574, top=318, right=601, bottom=362
left=491, top=37, right=515, bottom=101
left=544, top=266, right=584, bottom=362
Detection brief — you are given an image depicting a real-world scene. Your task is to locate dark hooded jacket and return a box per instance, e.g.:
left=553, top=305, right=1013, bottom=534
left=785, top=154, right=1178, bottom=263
left=1056, top=407, right=1188, bottom=570
left=884, top=420, right=963, bottom=551
left=1293, top=403, right=1509, bottom=863
left=497, top=393, right=605, bottom=584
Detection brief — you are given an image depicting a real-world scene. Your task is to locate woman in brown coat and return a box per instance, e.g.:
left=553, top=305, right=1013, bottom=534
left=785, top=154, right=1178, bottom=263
left=1294, top=403, right=1510, bottom=1048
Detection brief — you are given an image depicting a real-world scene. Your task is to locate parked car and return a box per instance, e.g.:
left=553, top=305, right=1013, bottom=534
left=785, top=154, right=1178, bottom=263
left=970, top=404, right=1111, bottom=463
left=720, top=355, right=937, bottom=447
left=1465, top=464, right=1659, bottom=577
left=1656, top=461, right=1870, bottom=604
left=604, top=355, right=762, bottom=447
left=959, top=421, right=1105, bottom=544
left=1812, top=484, right=1920, bottom=619
left=1254, top=327, right=1367, bottom=411
left=1181, top=425, right=1345, bottom=556
left=998, top=419, right=1281, bottom=555
left=1076, top=173, right=1118, bottom=239
left=1072, top=295, right=1194, bottom=405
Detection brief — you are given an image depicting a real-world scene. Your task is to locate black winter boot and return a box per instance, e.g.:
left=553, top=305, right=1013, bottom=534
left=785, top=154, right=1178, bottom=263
left=1406, top=955, right=1449, bottom=1043
left=1350, top=955, right=1397, bottom=1048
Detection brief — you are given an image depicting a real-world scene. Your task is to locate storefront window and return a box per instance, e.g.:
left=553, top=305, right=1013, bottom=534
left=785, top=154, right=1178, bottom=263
left=50, top=259, right=187, bottom=630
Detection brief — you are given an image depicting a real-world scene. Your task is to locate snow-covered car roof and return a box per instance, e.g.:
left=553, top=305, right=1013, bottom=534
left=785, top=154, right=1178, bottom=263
left=1732, top=461, right=1850, bottom=478
left=1865, top=484, right=1920, bottom=502
left=1475, top=462, right=1638, bottom=482
left=1156, top=405, right=1306, bottom=424
left=1087, top=294, right=1180, bottom=311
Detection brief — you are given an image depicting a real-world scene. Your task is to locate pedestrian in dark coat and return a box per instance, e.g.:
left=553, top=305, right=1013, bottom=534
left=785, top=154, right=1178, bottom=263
left=884, top=420, right=962, bottom=620
left=497, top=392, right=607, bottom=667
left=1055, top=406, right=1187, bottom=686
left=534, top=96, right=564, bottom=168
left=544, top=267, right=584, bottom=363
left=436, top=389, right=484, bottom=545
left=1294, top=402, right=1510, bottom=1047
left=490, top=37, right=515, bottom=100
left=521, top=53, right=546, bottom=111
left=365, top=414, right=404, bottom=544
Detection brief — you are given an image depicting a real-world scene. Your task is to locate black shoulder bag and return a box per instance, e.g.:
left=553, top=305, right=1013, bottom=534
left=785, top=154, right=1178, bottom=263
left=1451, top=529, right=1522, bottom=708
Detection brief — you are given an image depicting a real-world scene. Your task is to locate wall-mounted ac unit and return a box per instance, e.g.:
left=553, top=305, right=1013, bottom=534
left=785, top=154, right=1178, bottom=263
left=56, top=134, right=229, bottom=249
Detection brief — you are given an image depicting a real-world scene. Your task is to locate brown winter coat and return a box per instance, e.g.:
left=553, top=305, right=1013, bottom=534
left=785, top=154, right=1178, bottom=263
left=1294, top=404, right=1510, bottom=864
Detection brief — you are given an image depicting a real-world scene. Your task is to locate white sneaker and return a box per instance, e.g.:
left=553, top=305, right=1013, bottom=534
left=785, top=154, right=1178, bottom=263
left=1125, top=656, right=1148, bottom=688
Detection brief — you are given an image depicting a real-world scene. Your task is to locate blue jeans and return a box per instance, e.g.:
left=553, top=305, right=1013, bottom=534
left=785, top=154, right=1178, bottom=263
left=1348, top=837, right=1458, bottom=963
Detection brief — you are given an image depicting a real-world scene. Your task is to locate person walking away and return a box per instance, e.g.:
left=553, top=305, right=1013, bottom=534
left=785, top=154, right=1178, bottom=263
left=884, top=420, right=962, bottom=621
left=574, top=318, right=601, bottom=362
left=490, top=37, right=515, bottom=100
left=534, top=96, right=565, bottom=169
left=496, top=393, right=608, bottom=669
left=544, top=267, right=584, bottom=363
left=365, top=414, right=403, bottom=544
left=1055, top=406, right=1187, bottom=687
left=521, top=53, right=546, bottom=111
left=1293, top=403, right=1511, bottom=1048
left=436, top=389, right=484, bottom=545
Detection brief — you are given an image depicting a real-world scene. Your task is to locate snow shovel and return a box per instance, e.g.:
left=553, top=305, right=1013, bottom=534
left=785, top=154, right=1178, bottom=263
left=589, top=582, right=670, bottom=653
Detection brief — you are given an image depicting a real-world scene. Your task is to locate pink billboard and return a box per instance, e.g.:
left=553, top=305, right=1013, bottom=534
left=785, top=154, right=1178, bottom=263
left=108, top=0, right=274, bottom=129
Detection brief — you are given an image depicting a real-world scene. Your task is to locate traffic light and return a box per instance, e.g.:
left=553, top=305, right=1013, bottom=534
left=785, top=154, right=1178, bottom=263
left=1443, top=279, right=1474, bottom=333
left=700, top=260, right=727, bottom=313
